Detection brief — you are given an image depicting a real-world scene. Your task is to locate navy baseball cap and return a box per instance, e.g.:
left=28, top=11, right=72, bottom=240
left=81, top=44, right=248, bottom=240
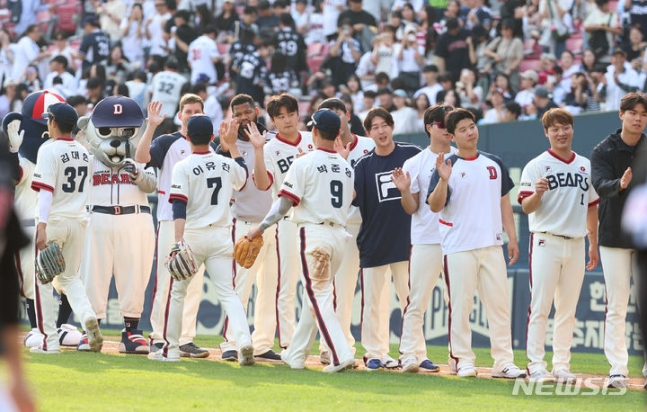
left=307, top=109, right=341, bottom=134
left=91, top=96, right=144, bottom=128
left=42, top=103, right=79, bottom=130
left=187, top=115, right=213, bottom=140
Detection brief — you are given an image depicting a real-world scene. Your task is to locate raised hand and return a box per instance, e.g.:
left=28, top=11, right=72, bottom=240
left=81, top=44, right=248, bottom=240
left=6, top=119, right=24, bottom=153
left=246, top=122, right=267, bottom=149
left=391, top=167, right=411, bottom=193
left=147, top=101, right=167, bottom=127
left=220, top=117, right=240, bottom=149
left=436, top=152, right=452, bottom=181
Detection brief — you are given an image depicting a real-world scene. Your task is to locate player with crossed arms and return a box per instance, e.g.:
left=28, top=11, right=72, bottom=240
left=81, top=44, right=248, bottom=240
left=247, top=109, right=356, bottom=372
left=149, top=115, right=254, bottom=365
left=518, top=108, right=599, bottom=383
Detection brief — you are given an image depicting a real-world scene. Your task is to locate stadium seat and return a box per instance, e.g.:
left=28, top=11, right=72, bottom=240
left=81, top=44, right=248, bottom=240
left=523, top=39, right=541, bottom=59
left=298, top=101, right=311, bottom=116
left=566, top=37, right=584, bottom=54
left=306, top=42, right=330, bottom=74
left=520, top=59, right=540, bottom=72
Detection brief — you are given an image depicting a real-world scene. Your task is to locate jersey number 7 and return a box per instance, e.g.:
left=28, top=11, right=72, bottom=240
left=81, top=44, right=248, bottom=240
left=207, top=177, right=222, bottom=205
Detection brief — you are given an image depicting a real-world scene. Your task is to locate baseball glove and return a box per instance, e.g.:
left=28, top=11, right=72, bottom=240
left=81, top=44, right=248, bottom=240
left=36, top=241, right=65, bottom=284
left=234, top=236, right=264, bottom=269
left=165, top=241, right=198, bottom=281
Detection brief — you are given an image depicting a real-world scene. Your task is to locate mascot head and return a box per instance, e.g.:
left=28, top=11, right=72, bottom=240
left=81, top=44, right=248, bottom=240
left=78, top=96, right=145, bottom=168
left=2, top=90, right=65, bottom=163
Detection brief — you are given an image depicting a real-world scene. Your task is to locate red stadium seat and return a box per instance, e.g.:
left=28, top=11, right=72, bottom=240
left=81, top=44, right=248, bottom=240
left=298, top=101, right=311, bottom=116
left=520, top=59, right=540, bottom=72
left=566, top=37, right=584, bottom=54
left=523, top=39, right=541, bottom=59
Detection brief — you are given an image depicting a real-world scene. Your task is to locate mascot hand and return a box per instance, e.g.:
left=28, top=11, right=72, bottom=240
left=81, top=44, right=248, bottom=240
left=123, top=159, right=139, bottom=179
left=7, top=120, right=24, bottom=153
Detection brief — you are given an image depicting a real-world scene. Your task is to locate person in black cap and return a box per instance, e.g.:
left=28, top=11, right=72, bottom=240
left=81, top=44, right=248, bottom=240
left=246, top=109, right=357, bottom=373
left=73, top=16, right=110, bottom=72
left=534, top=85, right=558, bottom=118
left=31, top=102, right=104, bottom=354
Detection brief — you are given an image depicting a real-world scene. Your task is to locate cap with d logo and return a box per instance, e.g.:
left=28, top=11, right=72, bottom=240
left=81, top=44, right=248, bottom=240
left=91, top=96, right=145, bottom=128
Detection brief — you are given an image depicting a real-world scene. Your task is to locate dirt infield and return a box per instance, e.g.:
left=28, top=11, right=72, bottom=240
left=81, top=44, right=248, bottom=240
left=31, top=333, right=644, bottom=391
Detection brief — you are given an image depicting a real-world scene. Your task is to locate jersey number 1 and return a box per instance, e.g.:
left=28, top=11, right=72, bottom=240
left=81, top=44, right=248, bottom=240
left=207, top=177, right=222, bottom=205
left=62, top=166, right=88, bottom=193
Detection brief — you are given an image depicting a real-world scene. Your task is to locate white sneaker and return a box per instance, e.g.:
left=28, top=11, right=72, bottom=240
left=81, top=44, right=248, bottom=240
left=322, top=358, right=355, bottom=373
left=24, top=329, right=44, bottom=348
left=148, top=351, right=180, bottom=362
left=280, top=349, right=304, bottom=370
left=30, top=346, right=60, bottom=354
left=492, top=364, right=526, bottom=379
left=57, top=324, right=82, bottom=346
left=529, top=368, right=556, bottom=383
left=383, top=356, right=399, bottom=369
left=401, top=358, right=419, bottom=373
left=84, top=318, right=103, bottom=353
left=457, top=365, right=478, bottom=377
left=606, top=375, right=629, bottom=389
left=238, top=344, right=255, bottom=366
left=319, top=350, right=331, bottom=365
left=553, top=369, right=576, bottom=383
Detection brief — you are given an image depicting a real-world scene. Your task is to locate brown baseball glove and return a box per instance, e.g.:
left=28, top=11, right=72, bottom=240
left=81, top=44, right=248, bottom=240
left=234, top=236, right=263, bottom=269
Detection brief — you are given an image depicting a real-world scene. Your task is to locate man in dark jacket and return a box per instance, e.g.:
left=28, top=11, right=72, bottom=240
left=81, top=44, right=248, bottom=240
left=591, top=92, right=647, bottom=390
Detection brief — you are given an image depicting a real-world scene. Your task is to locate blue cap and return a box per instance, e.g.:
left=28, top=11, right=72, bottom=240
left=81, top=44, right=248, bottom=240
left=187, top=115, right=213, bottom=140
left=42, top=102, right=78, bottom=130
left=307, top=109, right=341, bottom=134
left=91, top=96, right=144, bottom=128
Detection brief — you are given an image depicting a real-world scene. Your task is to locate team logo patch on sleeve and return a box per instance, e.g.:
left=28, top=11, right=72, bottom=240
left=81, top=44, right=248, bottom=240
left=538, top=239, right=546, bottom=247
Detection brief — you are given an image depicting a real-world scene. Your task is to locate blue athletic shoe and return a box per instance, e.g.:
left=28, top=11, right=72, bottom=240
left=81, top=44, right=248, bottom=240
left=419, top=359, right=440, bottom=372
left=365, top=358, right=385, bottom=371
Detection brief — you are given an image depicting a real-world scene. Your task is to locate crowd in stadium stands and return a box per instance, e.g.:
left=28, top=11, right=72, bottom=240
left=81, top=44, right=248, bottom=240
left=0, top=0, right=635, bottom=133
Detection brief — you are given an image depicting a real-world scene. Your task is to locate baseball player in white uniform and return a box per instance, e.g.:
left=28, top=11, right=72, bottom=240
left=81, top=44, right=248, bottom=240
left=149, top=115, right=253, bottom=365
left=248, top=109, right=356, bottom=373
left=427, top=108, right=524, bottom=378
left=316, top=98, right=374, bottom=363
left=78, top=96, right=157, bottom=354
left=187, top=26, right=221, bottom=85
left=251, top=93, right=314, bottom=350
left=135, top=95, right=211, bottom=358
left=148, top=58, right=188, bottom=119
left=31, top=102, right=102, bottom=354
left=518, top=108, right=599, bottom=383
left=393, top=104, right=456, bottom=373
left=216, top=94, right=281, bottom=362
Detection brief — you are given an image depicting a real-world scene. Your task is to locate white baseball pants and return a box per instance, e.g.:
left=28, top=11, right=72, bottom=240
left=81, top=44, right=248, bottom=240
left=34, top=218, right=97, bottom=351
left=282, top=224, right=354, bottom=367
left=599, top=246, right=639, bottom=377
left=399, top=244, right=444, bottom=364
left=445, top=245, right=515, bottom=371
left=162, top=226, right=252, bottom=359
left=221, top=220, right=278, bottom=355
left=360, top=260, right=409, bottom=362
left=526, top=234, right=585, bottom=374
left=81, top=212, right=155, bottom=320
left=149, top=220, right=205, bottom=346
left=274, top=218, right=299, bottom=348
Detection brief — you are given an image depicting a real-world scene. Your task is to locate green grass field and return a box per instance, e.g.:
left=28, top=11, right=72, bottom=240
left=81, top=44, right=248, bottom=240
left=14, top=331, right=646, bottom=411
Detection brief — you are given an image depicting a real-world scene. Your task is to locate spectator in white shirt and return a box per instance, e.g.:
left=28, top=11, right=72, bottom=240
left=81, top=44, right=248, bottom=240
left=414, top=64, right=443, bottom=106
left=515, top=70, right=538, bottom=110
left=44, top=55, right=78, bottom=95
left=10, top=25, right=49, bottom=83
left=120, top=2, right=146, bottom=69
left=599, top=49, right=641, bottom=111
left=391, top=89, right=419, bottom=134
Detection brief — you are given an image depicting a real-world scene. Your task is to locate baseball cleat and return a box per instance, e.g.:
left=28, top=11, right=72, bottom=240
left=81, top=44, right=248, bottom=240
left=383, top=357, right=399, bottom=369
left=221, top=350, right=238, bottom=361
left=322, top=358, right=355, bottom=373
left=552, top=369, right=576, bottom=384
left=528, top=368, right=555, bottom=383
left=456, top=365, right=478, bottom=377
left=281, top=349, right=305, bottom=370
left=29, top=346, right=61, bottom=354
left=84, top=318, right=103, bottom=353
left=57, top=324, right=82, bottom=346
left=255, top=350, right=281, bottom=361
left=238, top=344, right=255, bottom=366
left=119, top=330, right=150, bottom=354
left=401, top=358, right=419, bottom=373
left=492, top=364, right=526, bottom=379
left=419, top=359, right=440, bottom=373
left=150, top=342, right=164, bottom=352
left=606, top=375, right=629, bottom=389
left=148, top=351, right=180, bottom=362
left=24, top=329, right=44, bottom=348
left=365, top=358, right=385, bottom=371
left=179, top=342, right=209, bottom=358
left=319, top=350, right=331, bottom=365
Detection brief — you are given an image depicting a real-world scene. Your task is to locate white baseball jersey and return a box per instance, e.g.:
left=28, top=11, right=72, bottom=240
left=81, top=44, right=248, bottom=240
left=148, top=70, right=187, bottom=118
left=169, top=151, right=247, bottom=230
left=346, top=135, right=375, bottom=224
left=88, top=157, right=155, bottom=206
left=428, top=151, right=514, bottom=255
left=518, top=150, right=599, bottom=238
left=188, top=35, right=221, bottom=85
left=15, top=157, right=37, bottom=222
left=404, top=146, right=457, bottom=245
left=32, top=138, right=91, bottom=219
left=231, top=139, right=273, bottom=223
left=261, top=132, right=314, bottom=199
left=279, top=148, right=354, bottom=226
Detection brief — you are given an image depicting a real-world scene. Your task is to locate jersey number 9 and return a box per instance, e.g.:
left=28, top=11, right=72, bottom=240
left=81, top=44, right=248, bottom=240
left=330, top=180, right=343, bottom=208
